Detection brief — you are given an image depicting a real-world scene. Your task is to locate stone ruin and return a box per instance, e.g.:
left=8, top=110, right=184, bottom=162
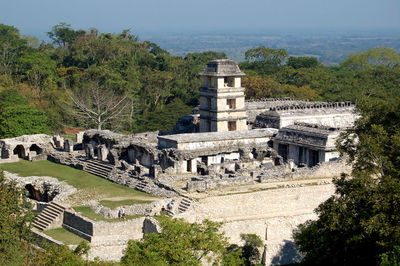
left=4, top=171, right=77, bottom=202
left=0, top=134, right=57, bottom=162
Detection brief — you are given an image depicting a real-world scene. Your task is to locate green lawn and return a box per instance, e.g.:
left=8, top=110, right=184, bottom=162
left=44, top=227, right=87, bottom=245
left=0, top=160, right=156, bottom=200
left=99, top=199, right=153, bottom=209
left=73, top=206, right=142, bottom=222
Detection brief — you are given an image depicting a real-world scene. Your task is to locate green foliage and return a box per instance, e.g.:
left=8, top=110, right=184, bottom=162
left=380, top=246, right=400, bottom=266
left=132, top=98, right=193, bottom=133
left=240, top=234, right=263, bottom=266
left=47, top=22, right=85, bottom=47
left=0, top=89, right=50, bottom=138
left=341, top=47, right=400, bottom=71
left=242, top=47, right=288, bottom=75
left=294, top=98, right=400, bottom=265
left=287, top=56, right=320, bottom=69
left=0, top=24, right=28, bottom=75
left=0, top=173, right=34, bottom=265
left=18, top=51, right=58, bottom=95
left=121, top=216, right=228, bottom=265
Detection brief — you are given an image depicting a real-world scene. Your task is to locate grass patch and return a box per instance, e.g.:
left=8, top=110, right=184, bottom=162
left=44, top=227, right=87, bottom=245
left=0, top=160, right=155, bottom=200
left=99, top=199, right=153, bottom=209
left=73, top=206, right=142, bottom=222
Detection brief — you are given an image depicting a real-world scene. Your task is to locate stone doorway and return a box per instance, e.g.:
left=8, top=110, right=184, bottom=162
left=13, top=145, right=26, bottom=158
left=29, top=144, right=42, bottom=155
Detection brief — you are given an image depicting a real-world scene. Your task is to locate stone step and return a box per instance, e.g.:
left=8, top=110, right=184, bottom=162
left=85, top=160, right=114, bottom=170
left=42, top=206, right=62, bottom=216
left=33, top=219, right=49, bottom=230
left=85, top=168, right=109, bottom=178
left=180, top=201, right=191, bottom=207
left=36, top=213, right=54, bottom=224
left=50, top=202, right=66, bottom=211
left=86, top=164, right=111, bottom=173
left=32, top=202, right=65, bottom=231
left=32, top=222, right=46, bottom=231
left=165, top=210, right=174, bottom=217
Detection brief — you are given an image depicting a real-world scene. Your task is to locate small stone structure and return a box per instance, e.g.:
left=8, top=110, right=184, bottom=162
left=0, top=134, right=56, bottom=162
left=4, top=171, right=77, bottom=202
left=273, top=123, right=342, bottom=167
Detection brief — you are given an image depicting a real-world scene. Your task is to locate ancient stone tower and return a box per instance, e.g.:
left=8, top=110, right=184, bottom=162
left=198, top=59, right=247, bottom=132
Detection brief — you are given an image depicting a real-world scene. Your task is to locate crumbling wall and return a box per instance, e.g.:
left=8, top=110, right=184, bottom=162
left=254, top=102, right=357, bottom=129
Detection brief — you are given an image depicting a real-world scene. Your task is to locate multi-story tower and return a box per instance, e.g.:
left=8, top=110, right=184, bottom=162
left=198, top=59, right=247, bottom=132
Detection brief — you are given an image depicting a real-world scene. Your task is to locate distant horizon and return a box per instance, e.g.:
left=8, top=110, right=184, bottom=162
left=9, top=24, right=400, bottom=43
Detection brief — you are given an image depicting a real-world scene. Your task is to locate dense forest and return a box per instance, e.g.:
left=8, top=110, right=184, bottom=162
left=1, top=23, right=400, bottom=138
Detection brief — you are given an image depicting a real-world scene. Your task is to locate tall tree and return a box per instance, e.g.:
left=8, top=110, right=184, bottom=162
left=341, top=47, right=400, bottom=71
left=294, top=97, right=400, bottom=265
left=69, top=79, right=129, bottom=130
left=242, top=47, right=288, bottom=75
left=0, top=24, right=28, bottom=75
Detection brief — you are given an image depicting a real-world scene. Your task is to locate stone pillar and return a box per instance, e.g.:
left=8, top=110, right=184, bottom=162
left=85, top=144, right=94, bottom=158
left=128, top=149, right=136, bottom=163
left=53, top=135, right=64, bottom=149
left=188, top=159, right=197, bottom=173
left=150, top=164, right=162, bottom=179
left=28, top=151, right=37, bottom=160
left=98, top=144, right=108, bottom=161
left=76, top=131, right=84, bottom=144
left=64, top=139, right=74, bottom=152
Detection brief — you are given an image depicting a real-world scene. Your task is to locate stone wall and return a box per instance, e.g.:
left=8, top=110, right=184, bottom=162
left=246, top=98, right=308, bottom=123
left=63, top=211, right=94, bottom=241
left=187, top=175, right=254, bottom=192
left=179, top=183, right=336, bottom=265
left=254, top=102, right=357, bottom=129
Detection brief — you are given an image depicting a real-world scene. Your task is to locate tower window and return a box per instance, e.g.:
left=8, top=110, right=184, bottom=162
left=228, top=121, right=236, bottom=131
left=207, top=98, right=212, bottom=108
left=227, top=99, right=236, bottom=109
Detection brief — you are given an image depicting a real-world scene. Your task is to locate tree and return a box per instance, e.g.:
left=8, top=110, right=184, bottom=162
left=69, top=79, right=129, bottom=130
left=287, top=56, right=320, bottom=69
left=0, top=89, right=50, bottom=138
left=242, top=47, right=288, bottom=75
left=0, top=24, right=28, bottom=75
left=0, top=172, right=34, bottom=265
left=341, top=47, right=400, bottom=71
left=18, top=51, right=58, bottom=100
left=293, top=97, right=400, bottom=265
left=121, top=216, right=229, bottom=265
left=47, top=22, right=85, bottom=47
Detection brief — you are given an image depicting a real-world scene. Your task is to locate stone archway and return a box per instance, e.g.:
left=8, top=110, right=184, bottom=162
left=25, top=184, right=40, bottom=201
left=13, top=145, right=26, bottom=158
left=29, top=144, right=42, bottom=155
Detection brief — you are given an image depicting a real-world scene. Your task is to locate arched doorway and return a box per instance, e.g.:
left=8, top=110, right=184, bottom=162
left=29, top=144, right=42, bottom=155
left=13, top=145, right=26, bottom=158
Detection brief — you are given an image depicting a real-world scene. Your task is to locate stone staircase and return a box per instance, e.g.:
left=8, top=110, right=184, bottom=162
left=135, top=179, right=150, bottom=193
left=165, top=209, right=174, bottom=217
left=84, top=158, right=114, bottom=179
left=32, top=202, right=65, bottom=231
left=177, top=197, right=193, bottom=214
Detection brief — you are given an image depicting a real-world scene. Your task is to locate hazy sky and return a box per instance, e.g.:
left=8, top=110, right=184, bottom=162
left=1, top=0, right=399, bottom=38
